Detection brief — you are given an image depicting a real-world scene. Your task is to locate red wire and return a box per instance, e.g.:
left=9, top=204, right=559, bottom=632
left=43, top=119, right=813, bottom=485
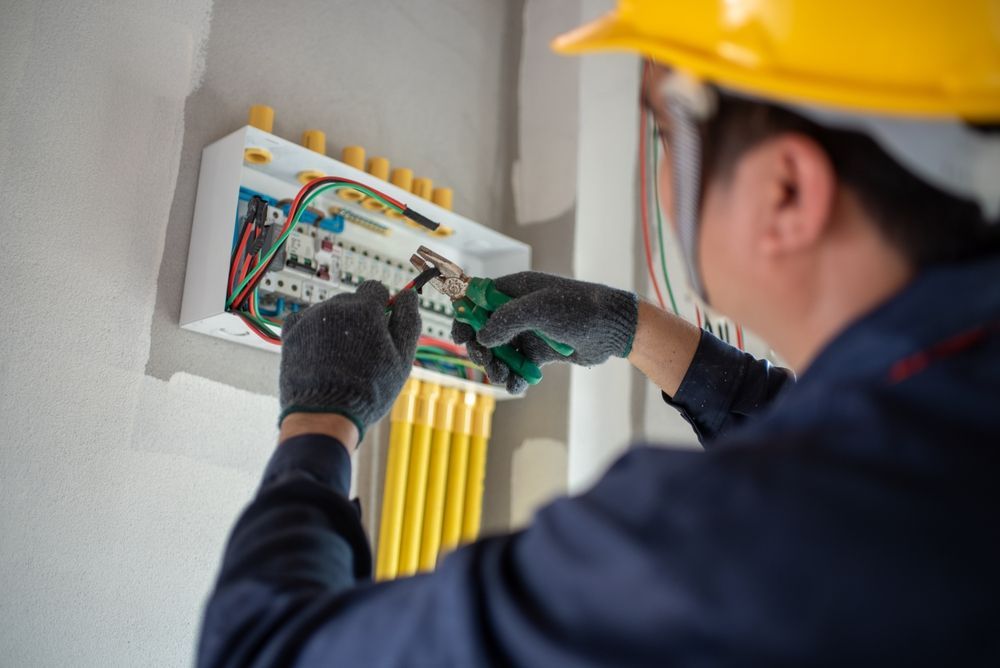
left=386, top=278, right=418, bottom=308
left=231, top=180, right=343, bottom=307
left=228, top=221, right=254, bottom=292
left=238, top=313, right=280, bottom=344
left=228, top=177, right=415, bottom=343
left=638, top=62, right=668, bottom=311
left=303, top=175, right=407, bottom=210
left=230, top=176, right=407, bottom=309
left=232, top=255, right=255, bottom=309
left=418, top=335, right=468, bottom=356
left=636, top=63, right=746, bottom=348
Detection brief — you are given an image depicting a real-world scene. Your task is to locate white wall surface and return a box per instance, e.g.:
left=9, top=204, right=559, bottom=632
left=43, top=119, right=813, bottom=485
left=565, top=0, right=641, bottom=493
left=0, top=3, right=251, bottom=666
left=0, top=1, right=519, bottom=665
left=513, top=0, right=580, bottom=225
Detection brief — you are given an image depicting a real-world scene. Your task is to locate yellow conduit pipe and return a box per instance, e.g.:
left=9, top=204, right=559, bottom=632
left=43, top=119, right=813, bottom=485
left=461, top=395, right=496, bottom=543
left=397, top=382, right=441, bottom=577
left=418, top=388, right=460, bottom=572
left=439, top=391, right=477, bottom=555
left=375, top=378, right=420, bottom=581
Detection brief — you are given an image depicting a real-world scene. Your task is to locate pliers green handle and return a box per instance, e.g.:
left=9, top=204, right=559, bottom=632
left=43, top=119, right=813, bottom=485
left=455, top=278, right=575, bottom=385
left=411, top=248, right=574, bottom=386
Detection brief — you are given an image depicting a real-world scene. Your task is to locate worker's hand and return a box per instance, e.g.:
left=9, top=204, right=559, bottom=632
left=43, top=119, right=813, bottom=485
left=279, top=281, right=421, bottom=440
left=453, top=272, right=638, bottom=394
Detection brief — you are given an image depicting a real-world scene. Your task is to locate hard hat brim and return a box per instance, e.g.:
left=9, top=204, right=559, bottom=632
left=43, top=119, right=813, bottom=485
left=552, top=10, right=1000, bottom=121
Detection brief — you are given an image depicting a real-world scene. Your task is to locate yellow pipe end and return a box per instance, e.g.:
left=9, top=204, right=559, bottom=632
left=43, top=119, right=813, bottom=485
left=248, top=104, right=274, bottom=133
left=301, top=129, right=327, bottom=155
left=415, top=382, right=442, bottom=426
left=385, top=168, right=413, bottom=220
left=391, top=167, right=414, bottom=191
left=433, top=388, right=461, bottom=431
left=339, top=189, right=366, bottom=202
left=297, top=169, right=326, bottom=185
left=361, top=198, right=387, bottom=212
left=391, top=378, right=421, bottom=423
left=412, top=177, right=434, bottom=200
left=431, top=187, right=453, bottom=211
left=471, top=394, right=496, bottom=439
left=243, top=147, right=272, bottom=165
left=341, top=145, right=366, bottom=170
left=367, top=156, right=390, bottom=180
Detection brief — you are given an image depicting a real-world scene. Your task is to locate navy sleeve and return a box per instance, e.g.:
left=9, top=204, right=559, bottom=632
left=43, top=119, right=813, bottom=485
left=198, top=432, right=746, bottom=667
left=663, top=330, right=793, bottom=444
left=197, top=434, right=371, bottom=667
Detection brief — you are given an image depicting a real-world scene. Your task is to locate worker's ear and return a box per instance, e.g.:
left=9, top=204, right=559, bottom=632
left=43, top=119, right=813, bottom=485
left=756, top=133, right=836, bottom=258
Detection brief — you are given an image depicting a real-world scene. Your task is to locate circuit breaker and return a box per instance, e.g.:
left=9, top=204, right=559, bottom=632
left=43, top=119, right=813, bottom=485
left=180, top=120, right=530, bottom=395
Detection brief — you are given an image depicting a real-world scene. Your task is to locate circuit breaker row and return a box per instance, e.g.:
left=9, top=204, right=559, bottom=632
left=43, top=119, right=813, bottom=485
left=251, top=204, right=455, bottom=339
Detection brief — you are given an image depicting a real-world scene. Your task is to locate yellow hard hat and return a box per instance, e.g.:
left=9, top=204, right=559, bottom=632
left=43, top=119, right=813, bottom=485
left=553, top=0, right=1000, bottom=121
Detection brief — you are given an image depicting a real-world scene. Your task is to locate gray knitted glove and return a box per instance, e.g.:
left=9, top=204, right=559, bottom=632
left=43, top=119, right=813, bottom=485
left=279, top=280, right=421, bottom=438
left=452, top=272, right=638, bottom=394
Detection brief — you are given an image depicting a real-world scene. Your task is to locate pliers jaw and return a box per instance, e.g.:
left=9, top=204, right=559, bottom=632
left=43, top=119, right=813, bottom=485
left=410, top=246, right=469, bottom=300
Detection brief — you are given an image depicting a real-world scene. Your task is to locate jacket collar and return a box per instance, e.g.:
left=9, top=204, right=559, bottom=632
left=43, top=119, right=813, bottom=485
left=798, top=254, right=1000, bottom=387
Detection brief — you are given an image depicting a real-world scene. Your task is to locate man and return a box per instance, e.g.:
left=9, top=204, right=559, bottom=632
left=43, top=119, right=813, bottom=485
left=199, top=1, right=1000, bottom=665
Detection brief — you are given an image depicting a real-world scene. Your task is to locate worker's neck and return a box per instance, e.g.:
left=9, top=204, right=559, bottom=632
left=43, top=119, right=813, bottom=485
left=767, top=226, right=914, bottom=374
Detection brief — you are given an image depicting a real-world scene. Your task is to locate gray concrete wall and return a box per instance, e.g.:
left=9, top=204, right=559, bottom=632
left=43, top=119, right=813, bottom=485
left=0, top=1, right=530, bottom=665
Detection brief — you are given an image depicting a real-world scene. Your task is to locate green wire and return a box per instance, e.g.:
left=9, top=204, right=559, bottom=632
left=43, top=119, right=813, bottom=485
left=415, top=353, right=483, bottom=371
left=416, top=360, right=465, bottom=379
left=252, top=288, right=282, bottom=327
left=227, top=182, right=403, bottom=308
left=652, top=127, right=680, bottom=315
left=241, top=310, right=279, bottom=338
left=416, top=345, right=451, bottom=355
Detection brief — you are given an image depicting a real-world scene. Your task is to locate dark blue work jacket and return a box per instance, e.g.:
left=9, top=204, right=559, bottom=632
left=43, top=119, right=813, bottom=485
left=199, top=255, right=1000, bottom=666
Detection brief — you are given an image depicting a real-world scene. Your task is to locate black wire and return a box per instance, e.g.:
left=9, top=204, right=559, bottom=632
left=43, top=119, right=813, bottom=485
left=412, top=267, right=442, bottom=294
left=232, top=181, right=330, bottom=307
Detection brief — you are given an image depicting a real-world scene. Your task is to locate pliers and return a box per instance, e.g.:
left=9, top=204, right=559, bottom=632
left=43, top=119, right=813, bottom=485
left=410, top=246, right=574, bottom=386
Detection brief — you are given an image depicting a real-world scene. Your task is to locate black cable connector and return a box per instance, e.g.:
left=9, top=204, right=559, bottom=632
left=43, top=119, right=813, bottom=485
left=249, top=196, right=268, bottom=229
left=402, top=207, right=441, bottom=231
left=412, top=267, right=442, bottom=294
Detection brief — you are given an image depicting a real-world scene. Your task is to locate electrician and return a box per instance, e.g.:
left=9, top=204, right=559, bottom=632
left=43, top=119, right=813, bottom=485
left=199, top=1, right=1000, bottom=665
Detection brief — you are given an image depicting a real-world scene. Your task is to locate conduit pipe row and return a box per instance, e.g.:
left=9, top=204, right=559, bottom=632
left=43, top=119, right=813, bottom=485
left=376, top=382, right=496, bottom=580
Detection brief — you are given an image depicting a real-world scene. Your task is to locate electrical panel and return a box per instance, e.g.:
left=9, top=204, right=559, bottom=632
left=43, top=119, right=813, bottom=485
left=180, top=122, right=531, bottom=396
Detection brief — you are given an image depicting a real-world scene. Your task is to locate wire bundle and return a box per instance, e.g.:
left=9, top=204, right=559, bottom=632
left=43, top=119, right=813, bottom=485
left=638, top=62, right=745, bottom=349
left=226, top=176, right=438, bottom=343
left=414, top=337, right=484, bottom=381
left=638, top=65, right=671, bottom=315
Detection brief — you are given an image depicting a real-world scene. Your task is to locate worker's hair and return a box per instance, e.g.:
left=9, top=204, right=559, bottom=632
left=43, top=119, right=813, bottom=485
left=702, top=95, right=1000, bottom=267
